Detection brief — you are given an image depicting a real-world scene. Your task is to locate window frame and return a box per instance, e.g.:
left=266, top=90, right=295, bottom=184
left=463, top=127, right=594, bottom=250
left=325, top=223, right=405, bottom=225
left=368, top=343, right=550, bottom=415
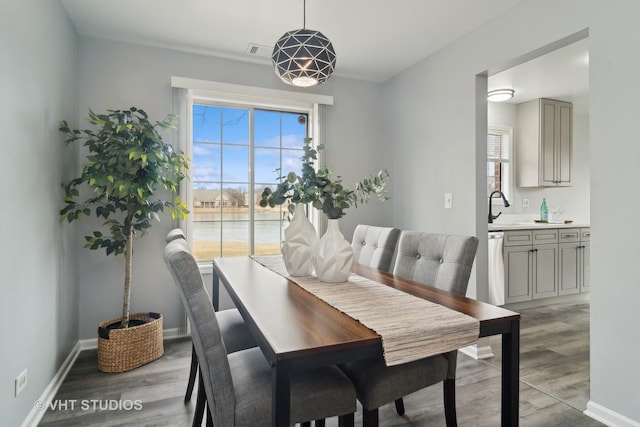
left=172, top=79, right=332, bottom=271
left=487, top=124, right=513, bottom=206
left=189, top=100, right=312, bottom=262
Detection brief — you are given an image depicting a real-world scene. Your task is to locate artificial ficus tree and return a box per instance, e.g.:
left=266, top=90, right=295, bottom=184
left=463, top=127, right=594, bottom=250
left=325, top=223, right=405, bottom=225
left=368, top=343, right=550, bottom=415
left=60, top=107, right=189, bottom=328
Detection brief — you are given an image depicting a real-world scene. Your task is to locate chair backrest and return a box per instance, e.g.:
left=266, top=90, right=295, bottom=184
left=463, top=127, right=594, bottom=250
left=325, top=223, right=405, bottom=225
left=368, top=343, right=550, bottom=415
left=163, top=239, right=235, bottom=425
left=166, top=228, right=186, bottom=243
left=393, top=231, right=479, bottom=295
left=351, top=225, right=401, bottom=272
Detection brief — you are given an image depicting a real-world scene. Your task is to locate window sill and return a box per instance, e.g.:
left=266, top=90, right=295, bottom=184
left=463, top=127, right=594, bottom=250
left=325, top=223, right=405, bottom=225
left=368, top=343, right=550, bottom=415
left=198, top=261, right=213, bottom=275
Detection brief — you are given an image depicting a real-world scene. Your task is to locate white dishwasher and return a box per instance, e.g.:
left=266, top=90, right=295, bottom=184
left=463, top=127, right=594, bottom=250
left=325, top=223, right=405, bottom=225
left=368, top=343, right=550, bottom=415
left=488, top=231, right=505, bottom=305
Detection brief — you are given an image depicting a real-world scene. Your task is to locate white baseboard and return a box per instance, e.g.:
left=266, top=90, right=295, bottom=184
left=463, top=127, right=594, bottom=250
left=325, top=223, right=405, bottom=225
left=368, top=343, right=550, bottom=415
left=460, top=343, right=494, bottom=360
left=20, top=341, right=82, bottom=427
left=504, top=292, right=589, bottom=311
left=460, top=336, right=495, bottom=360
left=584, top=401, right=640, bottom=427
left=21, top=328, right=186, bottom=427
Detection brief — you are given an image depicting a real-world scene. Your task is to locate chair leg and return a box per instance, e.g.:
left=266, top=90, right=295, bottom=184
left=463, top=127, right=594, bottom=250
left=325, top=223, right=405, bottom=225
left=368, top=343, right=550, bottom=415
left=185, top=343, right=198, bottom=402
left=443, top=378, right=458, bottom=427
left=193, top=371, right=206, bottom=427
left=362, top=407, right=379, bottom=427
left=338, top=413, right=354, bottom=427
left=205, top=403, right=213, bottom=427
left=394, top=397, right=405, bottom=415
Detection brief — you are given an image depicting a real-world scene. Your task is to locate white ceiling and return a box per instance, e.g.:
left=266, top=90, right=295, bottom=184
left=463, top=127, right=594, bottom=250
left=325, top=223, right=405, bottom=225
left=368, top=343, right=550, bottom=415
left=60, top=0, right=588, bottom=110
left=488, top=38, right=590, bottom=114
left=60, top=0, right=526, bottom=83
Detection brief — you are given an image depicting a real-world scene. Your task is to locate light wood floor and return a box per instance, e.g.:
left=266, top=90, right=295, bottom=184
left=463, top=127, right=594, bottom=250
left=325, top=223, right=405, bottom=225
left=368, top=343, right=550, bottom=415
left=39, top=301, right=602, bottom=426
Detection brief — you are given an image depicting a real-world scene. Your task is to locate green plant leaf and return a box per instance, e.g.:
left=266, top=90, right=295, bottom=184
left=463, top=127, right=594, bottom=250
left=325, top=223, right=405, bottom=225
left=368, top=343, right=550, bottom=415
left=58, top=106, right=189, bottom=266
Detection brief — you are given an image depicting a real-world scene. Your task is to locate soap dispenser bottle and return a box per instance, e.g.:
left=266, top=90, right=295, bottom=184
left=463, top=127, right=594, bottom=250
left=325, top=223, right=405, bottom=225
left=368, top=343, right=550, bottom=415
left=540, top=198, right=548, bottom=222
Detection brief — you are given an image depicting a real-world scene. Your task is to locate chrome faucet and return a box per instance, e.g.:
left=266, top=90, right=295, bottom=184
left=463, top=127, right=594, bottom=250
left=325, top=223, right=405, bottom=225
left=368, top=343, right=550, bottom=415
left=488, top=191, right=510, bottom=223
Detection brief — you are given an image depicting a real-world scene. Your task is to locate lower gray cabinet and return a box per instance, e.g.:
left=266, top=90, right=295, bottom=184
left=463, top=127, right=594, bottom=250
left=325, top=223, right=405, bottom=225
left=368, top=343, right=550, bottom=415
left=504, top=227, right=590, bottom=304
left=558, top=228, right=590, bottom=295
left=504, top=245, right=532, bottom=303
left=503, top=229, right=558, bottom=304
left=559, top=242, right=580, bottom=295
left=581, top=239, right=590, bottom=292
left=533, top=243, right=559, bottom=299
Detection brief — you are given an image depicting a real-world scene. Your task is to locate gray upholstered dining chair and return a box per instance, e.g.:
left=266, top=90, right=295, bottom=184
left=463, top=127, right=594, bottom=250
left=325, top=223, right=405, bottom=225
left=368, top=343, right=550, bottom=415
left=351, top=224, right=401, bottom=272
left=340, top=231, right=479, bottom=427
left=165, top=229, right=256, bottom=427
left=163, top=238, right=357, bottom=427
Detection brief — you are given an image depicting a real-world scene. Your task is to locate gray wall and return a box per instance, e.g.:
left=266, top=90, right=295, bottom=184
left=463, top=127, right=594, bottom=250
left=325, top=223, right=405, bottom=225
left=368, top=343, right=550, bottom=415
left=76, top=37, right=390, bottom=339
left=7, top=0, right=640, bottom=424
left=488, top=102, right=590, bottom=223
left=383, top=0, right=639, bottom=422
left=0, top=1, right=79, bottom=426
left=589, top=0, right=640, bottom=420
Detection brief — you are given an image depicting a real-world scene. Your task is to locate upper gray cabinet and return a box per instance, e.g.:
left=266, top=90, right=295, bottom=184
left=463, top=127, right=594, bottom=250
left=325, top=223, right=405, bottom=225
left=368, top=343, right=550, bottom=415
left=516, top=98, right=573, bottom=187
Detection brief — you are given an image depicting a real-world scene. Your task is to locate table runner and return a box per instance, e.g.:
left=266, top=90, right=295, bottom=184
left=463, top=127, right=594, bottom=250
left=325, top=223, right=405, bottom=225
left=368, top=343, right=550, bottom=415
left=252, top=255, right=479, bottom=366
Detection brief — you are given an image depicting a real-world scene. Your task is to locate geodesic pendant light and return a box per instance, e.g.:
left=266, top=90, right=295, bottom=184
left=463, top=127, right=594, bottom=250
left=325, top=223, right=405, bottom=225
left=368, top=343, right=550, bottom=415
left=272, top=0, right=336, bottom=87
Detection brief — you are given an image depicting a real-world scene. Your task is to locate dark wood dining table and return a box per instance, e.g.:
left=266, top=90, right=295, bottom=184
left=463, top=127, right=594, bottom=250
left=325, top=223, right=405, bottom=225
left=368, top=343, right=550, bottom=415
left=212, top=257, right=520, bottom=427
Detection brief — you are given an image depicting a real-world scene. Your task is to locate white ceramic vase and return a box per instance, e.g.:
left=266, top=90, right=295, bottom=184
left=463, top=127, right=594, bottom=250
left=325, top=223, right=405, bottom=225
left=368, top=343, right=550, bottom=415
left=312, top=219, right=354, bottom=283
left=281, top=204, right=318, bottom=276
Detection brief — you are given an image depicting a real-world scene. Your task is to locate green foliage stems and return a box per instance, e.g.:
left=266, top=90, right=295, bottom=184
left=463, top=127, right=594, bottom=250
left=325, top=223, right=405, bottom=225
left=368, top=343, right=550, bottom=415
left=260, top=138, right=390, bottom=219
left=59, top=107, right=190, bottom=328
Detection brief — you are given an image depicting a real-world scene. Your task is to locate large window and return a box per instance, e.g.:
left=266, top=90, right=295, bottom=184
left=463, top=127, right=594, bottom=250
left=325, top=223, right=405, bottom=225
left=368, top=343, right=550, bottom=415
left=191, top=103, right=309, bottom=261
left=487, top=125, right=512, bottom=203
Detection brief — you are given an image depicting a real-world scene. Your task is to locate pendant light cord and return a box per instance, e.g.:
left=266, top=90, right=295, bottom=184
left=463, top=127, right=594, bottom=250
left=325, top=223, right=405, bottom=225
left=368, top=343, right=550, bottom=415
left=303, top=0, right=306, bottom=29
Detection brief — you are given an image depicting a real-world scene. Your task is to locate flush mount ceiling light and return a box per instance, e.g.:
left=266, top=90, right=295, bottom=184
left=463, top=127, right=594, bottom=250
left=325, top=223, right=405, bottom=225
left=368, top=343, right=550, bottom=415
left=487, top=89, right=515, bottom=102
left=272, top=0, right=336, bottom=87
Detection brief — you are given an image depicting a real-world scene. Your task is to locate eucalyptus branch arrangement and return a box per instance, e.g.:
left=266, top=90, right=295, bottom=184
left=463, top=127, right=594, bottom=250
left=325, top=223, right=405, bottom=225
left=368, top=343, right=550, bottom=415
left=260, top=138, right=389, bottom=219
left=59, top=107, right=189, bottom=328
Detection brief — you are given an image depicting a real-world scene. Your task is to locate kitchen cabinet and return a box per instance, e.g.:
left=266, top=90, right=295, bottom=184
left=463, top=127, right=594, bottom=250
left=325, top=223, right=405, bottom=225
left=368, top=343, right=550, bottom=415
left=581, top=241, right=590, bottom=291
left=517, top=98, right=572, bottom=187
left=559, top=228, right=590, bottom=295
left=501, top=226, right=590, bottom=305
left=504, top=245, right=532, bottom=303
left=533, top=243, right=559, bottom=299
left=503, top=229, right=559, bottom=303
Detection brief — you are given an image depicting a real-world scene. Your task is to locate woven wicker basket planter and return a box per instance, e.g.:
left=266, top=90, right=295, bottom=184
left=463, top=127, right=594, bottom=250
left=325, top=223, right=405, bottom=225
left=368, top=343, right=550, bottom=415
left=97, top=312, right=164, bottom=373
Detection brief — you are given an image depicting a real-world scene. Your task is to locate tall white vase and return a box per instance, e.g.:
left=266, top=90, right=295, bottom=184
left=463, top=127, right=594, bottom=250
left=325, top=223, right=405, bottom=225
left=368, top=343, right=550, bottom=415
left=312, top=219, right=354, bottom=283
left=281, top=204, right=318, bottom=276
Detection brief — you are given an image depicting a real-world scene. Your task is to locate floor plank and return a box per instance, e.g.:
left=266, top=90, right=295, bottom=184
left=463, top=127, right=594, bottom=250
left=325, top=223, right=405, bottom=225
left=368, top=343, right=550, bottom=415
left=39, top=301, right=603, bottom=426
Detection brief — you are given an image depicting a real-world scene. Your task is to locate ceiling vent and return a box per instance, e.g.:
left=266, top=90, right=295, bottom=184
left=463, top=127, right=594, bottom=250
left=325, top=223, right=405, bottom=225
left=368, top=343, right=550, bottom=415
left=246, top=43, right=272, bottom=58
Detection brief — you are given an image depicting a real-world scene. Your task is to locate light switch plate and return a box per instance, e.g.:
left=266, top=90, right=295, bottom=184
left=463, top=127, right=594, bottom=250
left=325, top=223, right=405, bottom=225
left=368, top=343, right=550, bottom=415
left=15, top=369, right=27, bottom=396
left=444, top=193, right=453, bottom=209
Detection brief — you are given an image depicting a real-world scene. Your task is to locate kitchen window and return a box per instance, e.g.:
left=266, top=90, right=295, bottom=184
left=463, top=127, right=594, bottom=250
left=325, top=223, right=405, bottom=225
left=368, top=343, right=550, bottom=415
left=487, top=125, right=512, bottom=203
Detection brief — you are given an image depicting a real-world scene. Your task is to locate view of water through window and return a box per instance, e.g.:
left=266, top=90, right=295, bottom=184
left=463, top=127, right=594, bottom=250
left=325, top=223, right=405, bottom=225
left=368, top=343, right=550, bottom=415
left=191, top=103, right=308, bottom=261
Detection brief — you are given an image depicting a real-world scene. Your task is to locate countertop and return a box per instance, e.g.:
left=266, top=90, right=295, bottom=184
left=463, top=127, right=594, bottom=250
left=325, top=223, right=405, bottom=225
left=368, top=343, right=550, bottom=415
left=488, top=222, right=590, bottom=231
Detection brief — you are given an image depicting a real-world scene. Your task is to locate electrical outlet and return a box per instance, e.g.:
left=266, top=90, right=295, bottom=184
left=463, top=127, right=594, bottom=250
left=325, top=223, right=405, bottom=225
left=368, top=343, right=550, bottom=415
left=522, top=198, right=530, bottom=208
left=15, top=369, right=27, bottom=397
left=444, top=193, right=453, bottom=209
